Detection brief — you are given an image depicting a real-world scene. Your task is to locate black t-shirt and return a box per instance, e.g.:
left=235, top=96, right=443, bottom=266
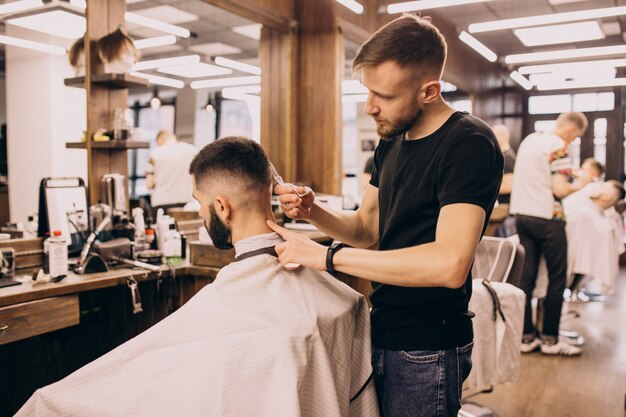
left=497, top=148, right=516, bottom=205
left=369, top=111, right=503, bottom=350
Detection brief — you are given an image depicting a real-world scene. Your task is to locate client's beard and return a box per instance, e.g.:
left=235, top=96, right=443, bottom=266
left=206, top=206, right=233, bottom=250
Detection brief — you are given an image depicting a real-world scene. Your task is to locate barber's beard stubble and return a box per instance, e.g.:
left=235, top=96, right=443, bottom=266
left=377, top=104, right=422, bottom=141
left=206, top=206, right=234, bottom=250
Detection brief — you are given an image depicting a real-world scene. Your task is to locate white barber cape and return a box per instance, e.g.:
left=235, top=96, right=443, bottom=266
left=17, top=233, right=379, bottom=417
left=534, top=189, right=624, bottom=298
left=565, top=202, right=623, bottom=295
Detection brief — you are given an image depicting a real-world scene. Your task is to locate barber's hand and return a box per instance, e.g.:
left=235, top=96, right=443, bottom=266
left=267, top=221, right=326, bottom=271
left=274, top=183, right=315, bottom=220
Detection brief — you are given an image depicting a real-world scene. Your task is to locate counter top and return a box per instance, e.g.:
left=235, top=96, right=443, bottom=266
left=0, top=262, right=219, bottom=308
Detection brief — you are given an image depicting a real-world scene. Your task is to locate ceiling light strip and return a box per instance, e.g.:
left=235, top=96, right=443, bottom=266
left=133, top=55, right=200, bottom=71
left=388, top=0, right=491, bottom=13
left=0, top=0, right=42, bottom=15
left=190, top=76, right=262, bottom=89
left=336, top=0, right=364, bottom=14
left=537, top=77, right=626, bottom=91
left=510, top=71, right=532, bottom=90
left=0, top=34, right=65, bottom=55
left=459, top=31, right=497, bottom=62
left=505, top=45, right=626, bottom=64
left=125, top=12, right=190, bottom=38
left=469, top=5, right=626, bottom=33
left=518, top=59, right=626, bottom=75
left=214, top=57, right=261, bottom=75
left=130, top=71, right=184, bottom=88
left=134, top=35, right=177, bottom=49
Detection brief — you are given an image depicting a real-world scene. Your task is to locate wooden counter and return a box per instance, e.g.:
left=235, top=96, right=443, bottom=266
left=0, top=263, right=219, bottom=308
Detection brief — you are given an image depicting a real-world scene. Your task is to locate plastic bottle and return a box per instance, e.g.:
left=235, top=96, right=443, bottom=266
left=132, top=208, right=147, bottom=252
left=163, top=223, right=182, bottom=266
left=48, top=230, right=68, bottom=278
left=145, top=227, right=156, bottom=249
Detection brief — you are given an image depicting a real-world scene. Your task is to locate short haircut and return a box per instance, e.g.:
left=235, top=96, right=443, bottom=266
left=582, top=157, right=605, bottom=177
left=557, top=112, right=588, bottom=132
left=189, top=136, right=271, bottom=193
left=607, top=180, right=626, bottom=201
left=352, top=14, right=447, bottom=80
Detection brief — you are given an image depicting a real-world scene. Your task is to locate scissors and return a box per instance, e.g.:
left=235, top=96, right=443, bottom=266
left=269, top=162, right=308, bottom=198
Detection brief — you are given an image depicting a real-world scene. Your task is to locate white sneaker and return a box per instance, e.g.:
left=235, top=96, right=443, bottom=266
left=541, top=340, right=583, bottom=356
left=521, top=337, right=542, bottom=353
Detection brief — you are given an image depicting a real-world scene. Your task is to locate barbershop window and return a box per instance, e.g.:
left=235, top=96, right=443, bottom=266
left=529, top=92, right=614, bottom=115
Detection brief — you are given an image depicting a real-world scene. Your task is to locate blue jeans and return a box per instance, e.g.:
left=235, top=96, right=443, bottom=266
left=372, top=342, right=473, bottom=417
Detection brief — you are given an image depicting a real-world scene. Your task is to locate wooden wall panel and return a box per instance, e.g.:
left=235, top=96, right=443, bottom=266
left=296, top=0, right=343, bottom=193
left=260, top=26, right=297, bottom=182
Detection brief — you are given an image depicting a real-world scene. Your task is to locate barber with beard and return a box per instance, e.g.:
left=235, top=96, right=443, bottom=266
left=268, top=15, right=503, bottom=417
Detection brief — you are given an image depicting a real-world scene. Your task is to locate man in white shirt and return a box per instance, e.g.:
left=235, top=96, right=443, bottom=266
left=17, top=136, right=378, bottom=417
left=510, top=112, right=591, bottom=356
left=146, top=130, right=197, bottom=214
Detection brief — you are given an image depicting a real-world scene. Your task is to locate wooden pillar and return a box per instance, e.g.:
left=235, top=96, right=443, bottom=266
left=260, top=26, right=297, bottom=182
left=295, top=0, right=343, bottom=194
left=85, top=0, right=129, bottom=206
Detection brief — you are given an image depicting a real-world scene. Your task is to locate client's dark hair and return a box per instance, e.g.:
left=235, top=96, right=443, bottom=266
left=607, top=179, right=626, bottom=201
left=189, top=136, right=271, bottom=192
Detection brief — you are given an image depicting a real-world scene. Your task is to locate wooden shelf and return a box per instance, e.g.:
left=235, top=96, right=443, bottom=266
left=64, top=73, right=149, bottom=89
left=65, top=140, right=150, bottom=149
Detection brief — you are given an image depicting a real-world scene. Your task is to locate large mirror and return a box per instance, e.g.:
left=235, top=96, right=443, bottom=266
left=0, top=0, right=262, bottom=234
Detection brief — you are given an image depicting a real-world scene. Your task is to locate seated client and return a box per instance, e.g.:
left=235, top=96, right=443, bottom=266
left=17, top=137, right=378, bottom=417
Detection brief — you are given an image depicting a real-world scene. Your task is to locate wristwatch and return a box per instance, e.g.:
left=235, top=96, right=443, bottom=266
left=326, top=242, right=346, bottom=273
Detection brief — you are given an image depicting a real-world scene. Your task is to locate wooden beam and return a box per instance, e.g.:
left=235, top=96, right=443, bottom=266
left=295, top=0, right=344, bottom=194
left=85, top=0, right=129, bottom=207
left=260, top=26, right=297, bottom=182
left=201, top=0, right=295, bottom=33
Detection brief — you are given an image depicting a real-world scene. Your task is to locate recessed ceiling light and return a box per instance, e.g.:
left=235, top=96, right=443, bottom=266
left=514, top=21, right=604, bottom=47
left=134, top=35, right=176, bottom=49
left=0, top=34, right=65, bottom=55
left=232, top=24, right=262, bottom=41
left=537, top=77, right=626, bottom=91
left=335, top=0, right=363, bottom=14
left=133, top=55, right=200, bottom=71
left=214, top=57, right=260, bottom=75
left=130, top=71, right=184, bottom=88
left=547, top=0, right=587, bottom=5
left=189, top=42, right=242, bottom=57
left=7, top=10, right=85, bottom=39
left=469, top=5, right=626, bottom=33
left=506, top=44, right=626, bottom=64
left=518, top=59, right=626, bottom=74
left=0, top=0, right=42, bottom=14
left=388, top=0, right=492, bottom=13
left=459, top=31, right=497, bottom=62
left=190, top=76, right=262, bottom=89
left=157, top=63, right=233, bottom=78
left=127, top=5, right=198, bottom=25
left=510, top=71, right=532, bottom=90
left=125, top=12, right=190, bottom=38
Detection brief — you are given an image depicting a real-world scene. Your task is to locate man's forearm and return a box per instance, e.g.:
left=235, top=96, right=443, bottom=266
left=307, top=202, right=377, bottom=248
left=332, top=243, right=469, bottom=288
